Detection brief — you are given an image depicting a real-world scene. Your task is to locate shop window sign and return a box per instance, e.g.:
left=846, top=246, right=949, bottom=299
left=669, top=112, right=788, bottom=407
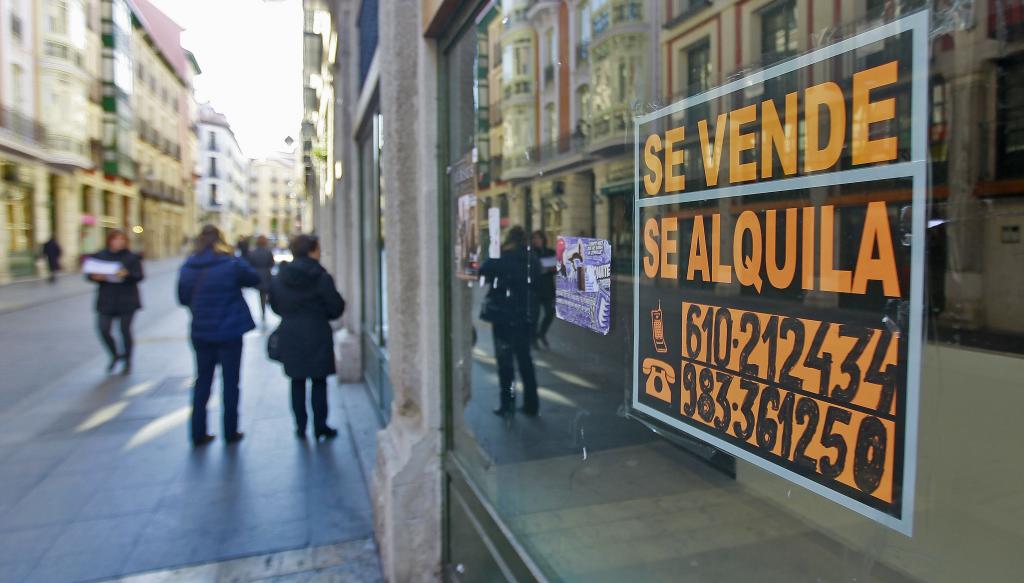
left=630, top=12, right=928, bottom=535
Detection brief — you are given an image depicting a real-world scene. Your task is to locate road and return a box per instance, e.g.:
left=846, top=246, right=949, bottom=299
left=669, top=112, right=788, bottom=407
left=0, top=260, right=382, bottom=583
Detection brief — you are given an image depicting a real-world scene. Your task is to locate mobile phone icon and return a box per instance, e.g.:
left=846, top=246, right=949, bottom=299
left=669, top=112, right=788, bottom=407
left=652, top=301, right=668, bottom=353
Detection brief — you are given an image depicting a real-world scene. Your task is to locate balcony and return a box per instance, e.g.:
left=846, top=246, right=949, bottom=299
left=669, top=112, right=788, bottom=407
left=140, top=179, right=184, bottom=205
left=0, top=106, right=45, bottom=145
left=43, top=40, right=84, bottom=68
left=502, top=77, right=534, bottom=101
left=664, top=0, right=712, bottom=29
left=43, top=132, right=88, bottom=159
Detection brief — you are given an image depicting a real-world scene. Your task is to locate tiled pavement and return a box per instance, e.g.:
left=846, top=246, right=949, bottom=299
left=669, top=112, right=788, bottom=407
left=0, top=282, right=382, bottom=583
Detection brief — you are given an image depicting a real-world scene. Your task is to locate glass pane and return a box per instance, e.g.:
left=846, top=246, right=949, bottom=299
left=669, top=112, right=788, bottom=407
left=446, top=3, right=1024, bottom=582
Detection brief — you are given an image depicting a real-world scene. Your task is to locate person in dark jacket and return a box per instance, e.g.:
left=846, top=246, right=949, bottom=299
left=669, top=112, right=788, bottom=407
left=42, top=236, right=62, bottom=283
left=177, top=225, right=260, bottom=446
left=269, top=234, right=345, bottom=440
left=246, top=235, right=275, bottom=324
left=529, top=230, right=556, bottom=348
left=479, top=226, right=541, bottom=416
left=87, top=229, right=144, bottom=374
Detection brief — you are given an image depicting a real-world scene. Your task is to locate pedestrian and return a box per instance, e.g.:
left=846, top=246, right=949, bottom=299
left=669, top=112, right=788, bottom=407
left=87, top=230, right=144, bottom=374
left=236, top=236, right=250, bottom=258
left=177, top=224, right=261, bottom=446
left=530, top=230, right=556, bottom=348
left=42, top=236, right=62, bottom=284
left=247, top=235, right=276, bottom=325
left=479, top=226, right=541, bottom=416
left=269, top=234, right=345, bottom=440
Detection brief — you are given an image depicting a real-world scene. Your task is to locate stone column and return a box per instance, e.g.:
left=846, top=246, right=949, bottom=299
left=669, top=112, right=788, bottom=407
left=0, top=178, right=10, bottom=284
left=373, top=0, right=443, bottom=580
left=32, top=165, right=52, bottom=276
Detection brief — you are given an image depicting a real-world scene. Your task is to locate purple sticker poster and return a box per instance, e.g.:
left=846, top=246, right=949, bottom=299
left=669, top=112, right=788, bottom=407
left=554, top=236, right=612, bottom=335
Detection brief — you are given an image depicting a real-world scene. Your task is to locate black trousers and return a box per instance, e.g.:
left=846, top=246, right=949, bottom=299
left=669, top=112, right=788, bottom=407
left=290, top=377, right=328, bottom=432
left=97, top=310, right=136, bottom=360
left=492, top=324, right=538, bottom=412
left=190, top=337, right=243, bottom=440
left=532, top=297, right=555, bottom=340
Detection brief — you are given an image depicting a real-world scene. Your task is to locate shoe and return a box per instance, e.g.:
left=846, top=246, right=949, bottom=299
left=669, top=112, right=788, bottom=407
left=106, top=354, right=121, bottom=373
left=295, top=429, right=307, bottom=439
left=120, top=359, right=132, bottom=375
left=192, top=434, right=215, bottom=447
left=224, top=432, right=245, bottom=443
left=314, top=426, right=338, bottom=440
left=492, top=405, right=515, bottom=417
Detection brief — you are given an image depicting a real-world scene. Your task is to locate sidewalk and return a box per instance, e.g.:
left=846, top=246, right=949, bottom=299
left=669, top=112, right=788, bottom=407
left=0, top=256, right=185, bottom=315
left=0, top=292, right=382, bottom=583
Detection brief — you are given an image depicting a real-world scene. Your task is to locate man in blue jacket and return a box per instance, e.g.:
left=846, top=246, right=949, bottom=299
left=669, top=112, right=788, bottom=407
left=177, top=225, right=261, bottom=446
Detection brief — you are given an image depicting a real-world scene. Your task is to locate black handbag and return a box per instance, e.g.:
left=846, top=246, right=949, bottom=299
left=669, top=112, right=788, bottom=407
left=267, top=327, right=282, bottom=361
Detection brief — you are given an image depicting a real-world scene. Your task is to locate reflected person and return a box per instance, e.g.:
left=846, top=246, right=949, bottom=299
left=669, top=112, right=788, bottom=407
left=480, top=226, right=541, bottom=417
left=530, top=230, right=556, bottom=349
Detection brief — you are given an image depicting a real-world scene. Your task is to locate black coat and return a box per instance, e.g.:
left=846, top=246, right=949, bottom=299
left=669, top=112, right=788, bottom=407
left=88, top=249, right=144, bottom=314
left=269, top=257, right=345, bottom=379
left=246, top=247, right=275, bottom=291
left=479, top=248, right=541, bottom=328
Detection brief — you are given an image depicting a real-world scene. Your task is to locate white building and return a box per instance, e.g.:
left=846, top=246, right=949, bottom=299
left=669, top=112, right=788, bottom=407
left=196, top=103, right=248, bottom=242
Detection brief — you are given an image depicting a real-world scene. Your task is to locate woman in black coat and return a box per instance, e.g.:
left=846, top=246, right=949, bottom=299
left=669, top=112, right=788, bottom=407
left=479, top=226, right=541, bottom=416
left=269, top=235, right=345, bottom=440
left=87, top=229, right=144, bottom=374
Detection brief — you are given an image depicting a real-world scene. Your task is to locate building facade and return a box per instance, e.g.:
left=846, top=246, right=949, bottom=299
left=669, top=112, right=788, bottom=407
left=247, top=150, right=304, bottom=243
left=308, top=0, right=1024, bottom=581
left=196, top=103, right=249, bottom=244
left=0, top=0, right=197, bottom=281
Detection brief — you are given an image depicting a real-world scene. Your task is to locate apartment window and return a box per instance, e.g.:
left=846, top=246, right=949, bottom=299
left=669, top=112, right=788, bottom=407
left=209, top=157, right=218, bottom=177
left=49, top=0, right=68, bottom=34
left=208, top=131, right=217, bottom=151
left=685, top=39, right=711, bottom=95
left=10, top=10, right=23, bottom=42
left=545, top=103, right=558, bottom=144
left=998, top=58, right=1024, bottom=178
left=761, top=0, right=797, bottom=65
left=209, top=183, right=218, bottom=205
left=11, top=64, right=24, bottom=111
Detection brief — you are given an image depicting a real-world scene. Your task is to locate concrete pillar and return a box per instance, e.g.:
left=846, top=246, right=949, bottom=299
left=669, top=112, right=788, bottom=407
left=373, top=0, right=443, bottom=580
left=0, top=175, right=10, bottom=284
left=32, top=165, right=52, bottom=276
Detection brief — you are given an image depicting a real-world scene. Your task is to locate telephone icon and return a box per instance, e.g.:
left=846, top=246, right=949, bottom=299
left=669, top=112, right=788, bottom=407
left=651, top=301, right=668, bottom=353
left=642, top=358, right=674, bottom=404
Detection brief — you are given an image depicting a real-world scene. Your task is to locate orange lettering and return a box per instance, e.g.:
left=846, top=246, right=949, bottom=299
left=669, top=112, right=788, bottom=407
left=761, top=92, right=799, bottom=178
left=852, top=61, right=898, bottom=165
left=687, top=215, right=710, bottom=282
left=711, top=213, right=732, bottom=283
left=661, top=217, right=679, bottom=279
left=643, top=134, right=664, bottom=195
left=698, top=113, right=728, bottom=187
left=852, top=201, right=901, bottom=296
left=729, top=105, right=757, bottom=183
left=665, top=127, right=686, bottom=192
left=765, top=208, right=797, bottom=288
left=804, top=82, right=846, bottom=172
left=819, top=205, right=852, bottom=293
left=643, top=217, right=659, bottom=278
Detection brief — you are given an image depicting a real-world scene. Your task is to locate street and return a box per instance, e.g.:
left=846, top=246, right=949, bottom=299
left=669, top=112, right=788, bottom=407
left=0, top=260, right=382, bottom=583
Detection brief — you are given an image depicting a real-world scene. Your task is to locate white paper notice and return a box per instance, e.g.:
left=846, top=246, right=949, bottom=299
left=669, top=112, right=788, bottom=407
left=82, top=257, right=122, bottom=276
left=488, top=207, right=501, bottom=259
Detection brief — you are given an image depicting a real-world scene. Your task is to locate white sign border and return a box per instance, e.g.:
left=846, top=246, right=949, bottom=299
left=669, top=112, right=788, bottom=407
left=631, top=10, right=928, bottom=537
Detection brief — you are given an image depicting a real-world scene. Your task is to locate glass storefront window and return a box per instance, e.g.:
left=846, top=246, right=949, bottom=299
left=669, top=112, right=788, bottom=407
left=444, top=2, right=1024, bottom=581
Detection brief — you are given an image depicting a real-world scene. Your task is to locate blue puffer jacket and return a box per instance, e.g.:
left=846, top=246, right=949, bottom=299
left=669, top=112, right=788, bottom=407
left=177, top=250, right=261, bottom=342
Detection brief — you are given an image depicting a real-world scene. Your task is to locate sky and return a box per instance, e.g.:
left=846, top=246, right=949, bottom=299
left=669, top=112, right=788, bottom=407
left=149, top=0, right=303, bottom=159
